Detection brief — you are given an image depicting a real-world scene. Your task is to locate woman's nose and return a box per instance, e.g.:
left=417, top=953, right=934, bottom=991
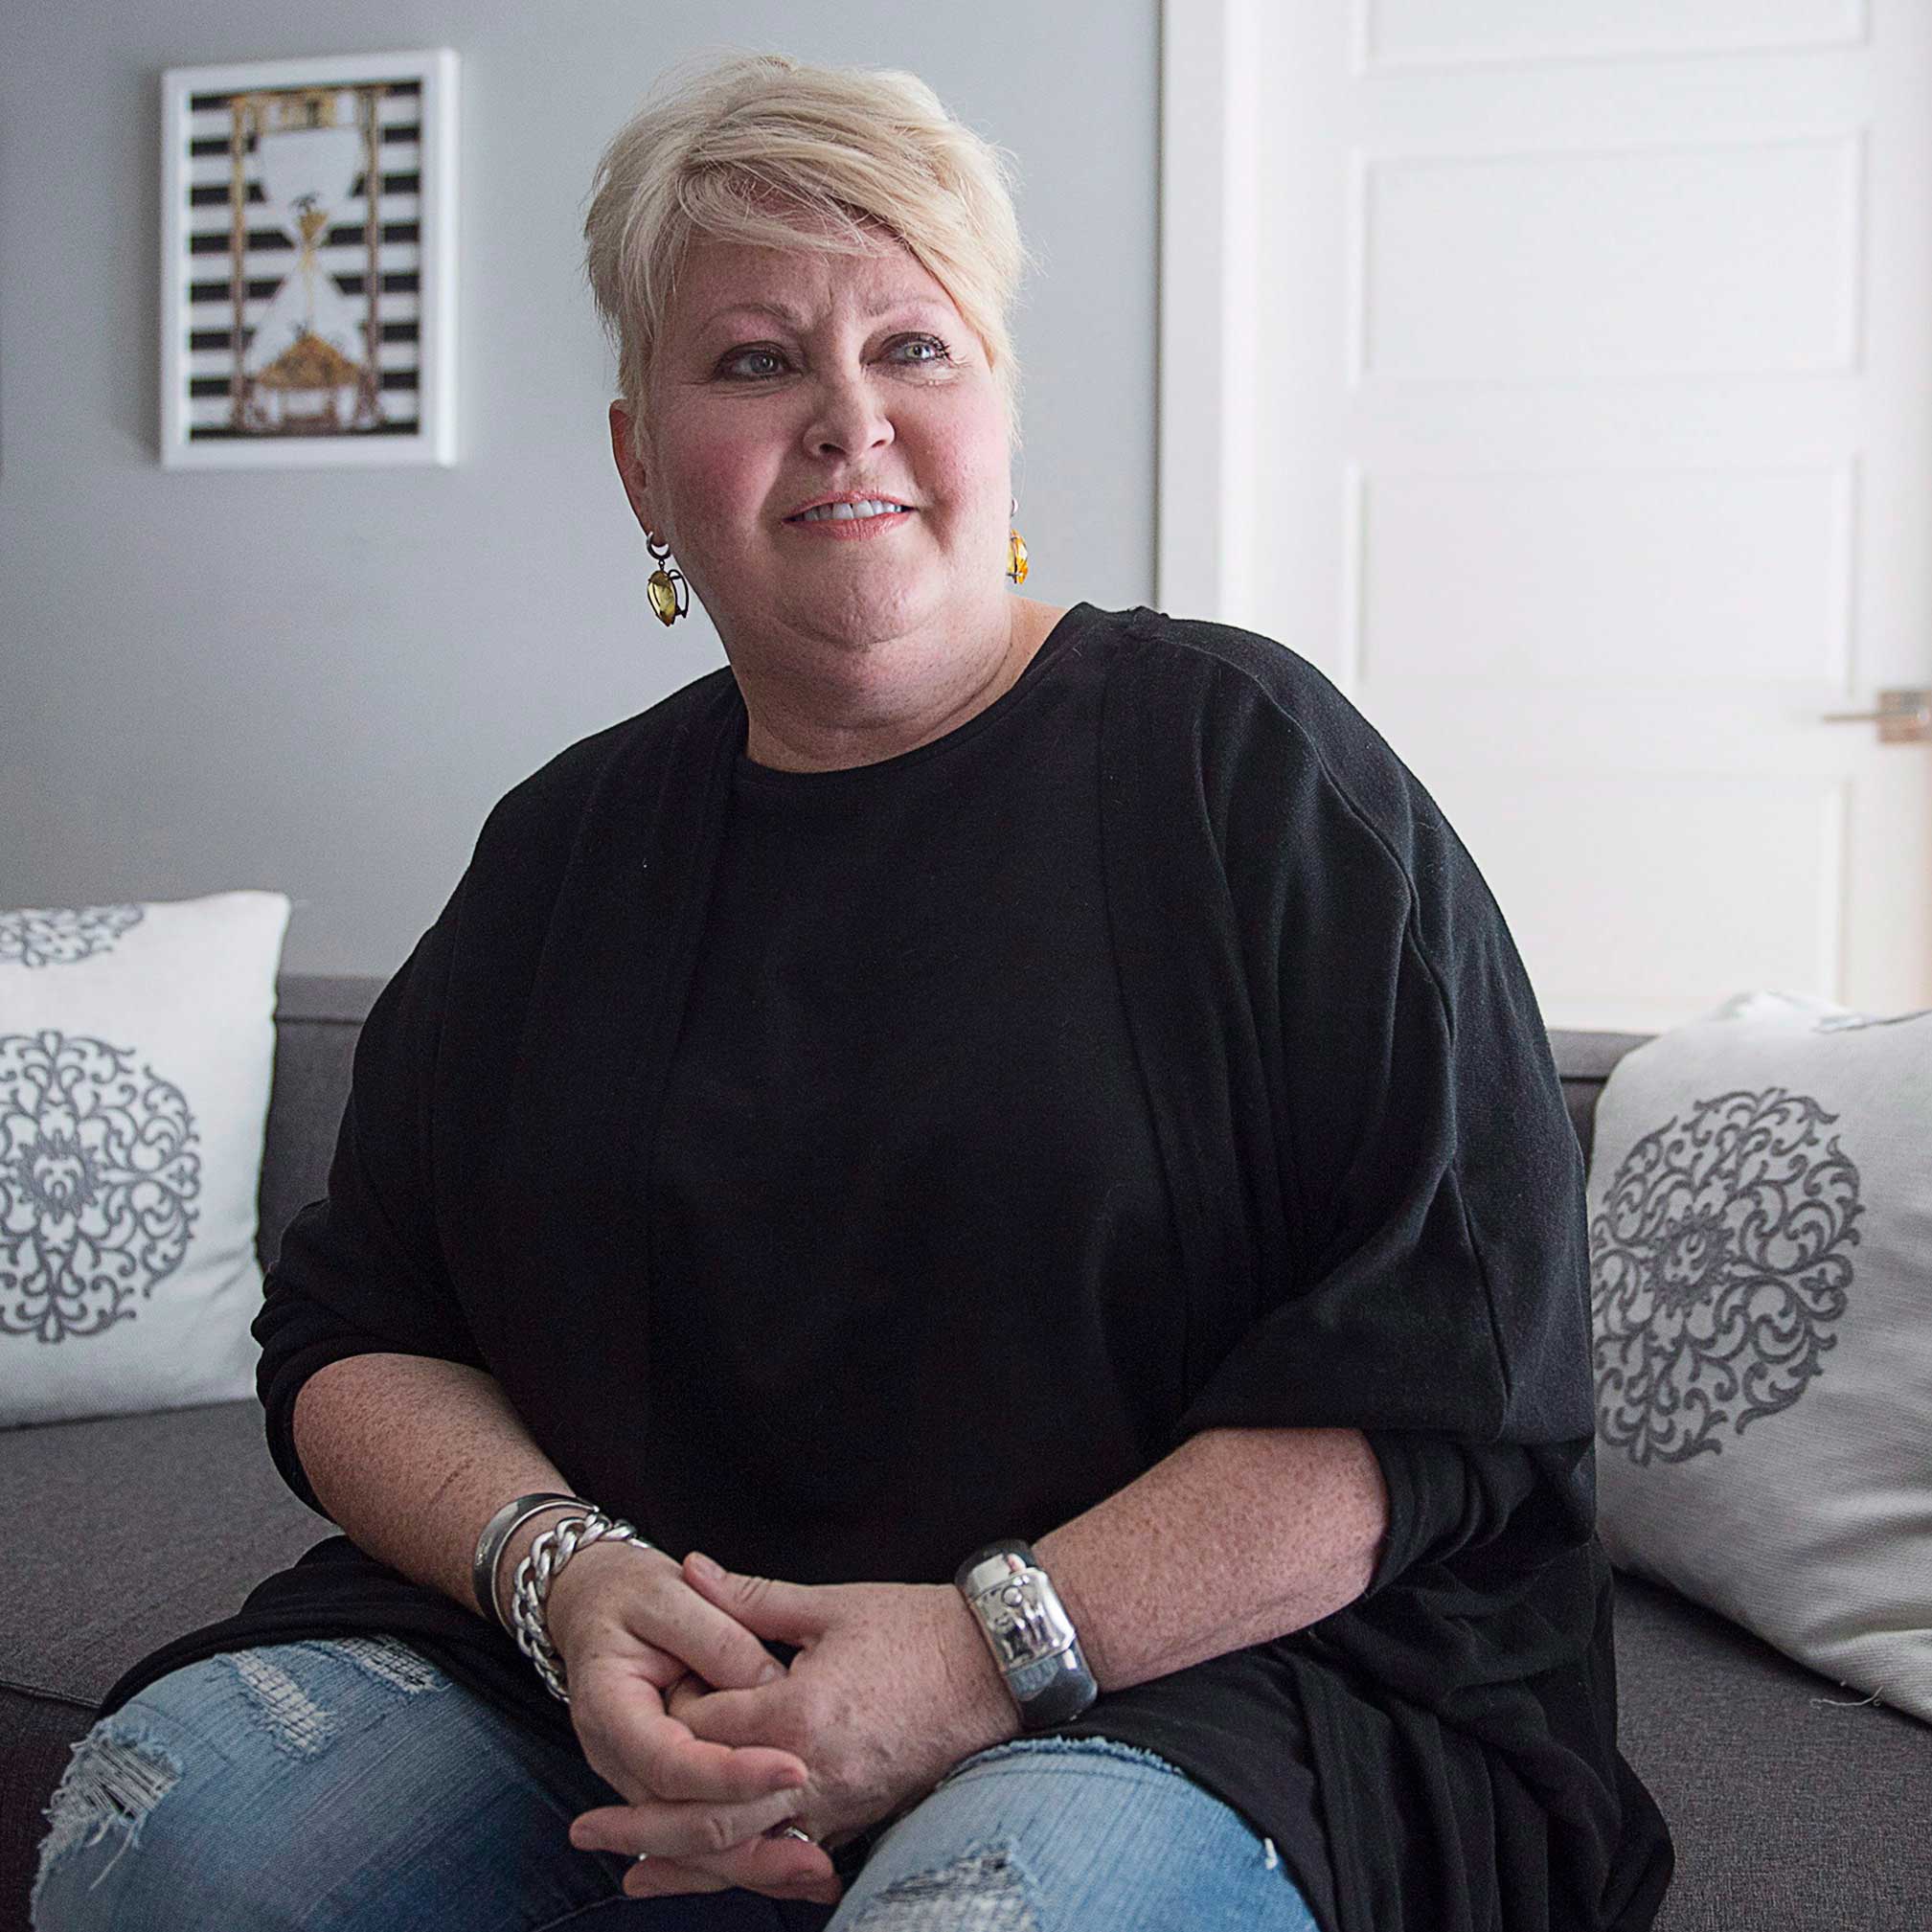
left=804, top=372, right=894, bottom=459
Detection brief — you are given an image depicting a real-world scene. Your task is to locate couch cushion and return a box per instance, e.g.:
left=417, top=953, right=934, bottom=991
left=257, top=975, right=378, bottom=1271
left=0, top=1398, right=323, bottom=1709
left=0, top=1400, right=324, bottom=1932
left=1612, top=1569, right=1932, bottom=1930
left=1550, top=1028, right=1649, bottom=1166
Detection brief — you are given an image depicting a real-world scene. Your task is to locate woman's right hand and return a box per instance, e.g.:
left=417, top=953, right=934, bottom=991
left=543, top=1542, right=842, bottom=1904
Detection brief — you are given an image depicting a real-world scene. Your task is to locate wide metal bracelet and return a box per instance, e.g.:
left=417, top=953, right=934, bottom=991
left=955, top=1541, right=1099, bottom=1730
left=471, top=1491, right=585, bottom=1632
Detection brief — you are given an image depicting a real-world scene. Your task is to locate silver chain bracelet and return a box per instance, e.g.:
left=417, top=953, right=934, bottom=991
left=509, top=1510, right=655, bottom=1702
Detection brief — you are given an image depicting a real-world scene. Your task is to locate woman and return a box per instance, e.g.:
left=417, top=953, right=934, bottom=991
left=34, top=51, right=1672, bottom=1932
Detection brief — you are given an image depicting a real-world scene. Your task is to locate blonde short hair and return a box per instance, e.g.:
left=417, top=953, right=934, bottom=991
left=583, top=51, right=1035, bottom=456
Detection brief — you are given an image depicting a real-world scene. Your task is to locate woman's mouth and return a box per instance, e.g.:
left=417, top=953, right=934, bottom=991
left=784, top=504, right=917, bottom=539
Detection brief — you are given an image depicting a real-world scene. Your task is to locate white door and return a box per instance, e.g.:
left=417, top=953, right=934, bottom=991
left=1160, top=0, right=1932, bottom=1032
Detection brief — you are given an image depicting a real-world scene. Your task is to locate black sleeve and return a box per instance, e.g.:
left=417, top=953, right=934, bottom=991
left=1171, top=685, right=1598, bottom=1598
left=252, top=875, right=488, bottom=1515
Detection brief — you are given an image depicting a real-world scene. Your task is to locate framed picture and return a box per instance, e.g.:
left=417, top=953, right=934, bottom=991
left=160, top=49, right=458, bottom=468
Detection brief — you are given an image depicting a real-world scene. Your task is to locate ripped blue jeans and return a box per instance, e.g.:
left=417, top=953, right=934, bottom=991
left=32, top=1638, right=1319, bottom=1932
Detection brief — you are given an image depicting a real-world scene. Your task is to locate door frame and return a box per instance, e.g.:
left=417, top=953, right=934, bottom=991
left=1157, top=0, right=1255, bottom=625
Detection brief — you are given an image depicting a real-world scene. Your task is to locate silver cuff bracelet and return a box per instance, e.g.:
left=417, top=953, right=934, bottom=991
left=955, top=1541, right=1099, bottom=1730
left=471, top=1491, right=585, bottom=1632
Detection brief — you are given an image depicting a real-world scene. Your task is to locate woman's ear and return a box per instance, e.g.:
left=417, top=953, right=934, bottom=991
left=608, top=399, right=656, bottom=535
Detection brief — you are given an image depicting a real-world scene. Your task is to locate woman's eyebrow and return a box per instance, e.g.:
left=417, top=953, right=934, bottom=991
left=699, top=295, right=950, bottom=331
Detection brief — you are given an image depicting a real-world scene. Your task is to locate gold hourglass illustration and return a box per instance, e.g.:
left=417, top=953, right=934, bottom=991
left=226, top=84, right=385, bottom=435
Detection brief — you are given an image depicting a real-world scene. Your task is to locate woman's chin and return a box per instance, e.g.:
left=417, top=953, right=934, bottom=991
left=773, top=575, right=945, bottom=646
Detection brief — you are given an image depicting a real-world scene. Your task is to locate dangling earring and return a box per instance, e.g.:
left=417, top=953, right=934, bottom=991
left=645, top=531, right=689, bottom=625
left=1007, top=494, right=1029, bottom=586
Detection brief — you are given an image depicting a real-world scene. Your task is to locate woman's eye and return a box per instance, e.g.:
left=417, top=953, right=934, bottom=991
left=721, top=347, right=787, bottom=379
left=718, top=335, right=953, bottom=380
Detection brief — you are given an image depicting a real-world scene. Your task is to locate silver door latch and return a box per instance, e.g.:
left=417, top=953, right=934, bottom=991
left=1821, top=689, right=1931, bottom=743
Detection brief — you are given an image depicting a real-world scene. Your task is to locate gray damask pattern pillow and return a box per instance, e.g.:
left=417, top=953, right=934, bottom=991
left=0, top=892, right=289, bottom=1425
left=0, top=903, right=144, bottom=968
left=1586, top=990, right=1931, bottom=1725
left=1, top=1032, right=202, bottom=1343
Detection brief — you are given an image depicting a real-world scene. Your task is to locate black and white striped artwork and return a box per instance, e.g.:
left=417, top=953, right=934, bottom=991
left=160, top=51, right=457, bottom=467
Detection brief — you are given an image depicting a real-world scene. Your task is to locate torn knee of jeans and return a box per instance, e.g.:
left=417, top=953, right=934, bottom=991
left=34, top=1719, right=182, bottom=1904
left=848, top=1843, right=1041, bottom=1931
left=331, top=1634, right=445, bottom=1697
left=226, top=1649, right=336, bottom=1759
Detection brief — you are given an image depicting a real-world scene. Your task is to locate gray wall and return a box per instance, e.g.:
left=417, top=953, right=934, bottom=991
left=0, top=1, right=1157, bottom=975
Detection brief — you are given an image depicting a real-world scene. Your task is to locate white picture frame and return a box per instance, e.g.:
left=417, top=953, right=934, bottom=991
left=160, top=48, right=459, bottom=468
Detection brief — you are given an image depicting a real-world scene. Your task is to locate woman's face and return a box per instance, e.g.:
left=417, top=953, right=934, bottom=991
left=611, top=227, right=1013, bottom=659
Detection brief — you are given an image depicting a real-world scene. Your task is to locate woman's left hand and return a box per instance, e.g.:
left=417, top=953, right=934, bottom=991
left=569, top=1551, right=1021, bottom=1902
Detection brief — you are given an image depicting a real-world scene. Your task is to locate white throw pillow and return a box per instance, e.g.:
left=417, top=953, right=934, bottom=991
left=1586, top=989, right=1932, bottom=1723
left=0, top=891, right=291, bottom=1425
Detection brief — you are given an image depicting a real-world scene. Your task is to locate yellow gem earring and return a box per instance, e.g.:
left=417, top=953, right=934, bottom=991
left=1007, top=494, right=1029, bottom=586
left=645, top=531, right=689, bottom=625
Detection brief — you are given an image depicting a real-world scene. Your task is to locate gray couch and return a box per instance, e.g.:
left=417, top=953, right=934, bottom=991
left=3, top=977, right=1927, bottom=1930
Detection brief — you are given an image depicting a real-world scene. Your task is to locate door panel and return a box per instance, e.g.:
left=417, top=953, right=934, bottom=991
left=1160, top=0, right=1931, bottom=1029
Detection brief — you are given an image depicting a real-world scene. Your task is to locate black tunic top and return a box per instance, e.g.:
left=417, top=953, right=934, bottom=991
left=103, top=602, right=1673, bottom=1932
left=651, top=639, right=1337, bottom=1920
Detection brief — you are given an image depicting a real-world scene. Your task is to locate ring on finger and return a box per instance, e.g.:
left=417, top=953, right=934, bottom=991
left=634, top=1822, right=814, bottom=1864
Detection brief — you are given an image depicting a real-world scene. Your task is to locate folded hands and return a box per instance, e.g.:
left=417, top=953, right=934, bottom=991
left=557, top=1549, right=1019, bottom=1906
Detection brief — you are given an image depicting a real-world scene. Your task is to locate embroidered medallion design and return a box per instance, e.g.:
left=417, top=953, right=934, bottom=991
left=0, top=1031, right=200, bottom=1343
left=1591, top=1087, right=1860, bottom=1465
left=0, top=904, right=144, bottom=968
